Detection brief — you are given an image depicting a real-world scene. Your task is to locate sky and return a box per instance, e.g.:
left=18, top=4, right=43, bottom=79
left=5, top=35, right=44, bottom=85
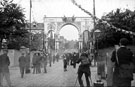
left=59, top=25, right=78, bottom=41
left=13, top=0, right=135, bottom=40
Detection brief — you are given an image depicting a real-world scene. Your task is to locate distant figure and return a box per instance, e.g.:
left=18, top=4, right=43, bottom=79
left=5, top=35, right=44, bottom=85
left=41, top=53, right=48, bottom=73
left=56, top=53, right=59, bottom=62
left=36, top=53, right=41, bottom=74
left=48, top=53, right=52, bottom=67
left=63, top=54, right=67, bottom=71
left=0, top=49, right=12, bottom=87
left=25, top=53, right=31, bottom=74
left=72, top=52, right=78, bottom=68
left=19, top=53, right=26, bottom=78
left=53, top=54, right=55, bottom=64
left=32, top=53, right=37, bottom=74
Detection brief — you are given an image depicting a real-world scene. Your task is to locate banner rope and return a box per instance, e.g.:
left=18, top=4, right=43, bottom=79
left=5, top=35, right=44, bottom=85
left=71, top=0, right=135, bottom=36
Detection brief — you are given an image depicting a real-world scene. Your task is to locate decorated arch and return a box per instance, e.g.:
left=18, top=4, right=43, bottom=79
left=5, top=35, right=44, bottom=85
left=43, top=16, right=94, bottom=52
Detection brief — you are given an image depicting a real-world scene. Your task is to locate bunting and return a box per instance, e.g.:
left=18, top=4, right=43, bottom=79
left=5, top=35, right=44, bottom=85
left=71, top=0, right=135, bottom=36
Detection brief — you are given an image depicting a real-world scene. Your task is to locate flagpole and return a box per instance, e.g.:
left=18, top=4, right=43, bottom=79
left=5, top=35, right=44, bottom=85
left=29, top=0, right=32, bottom=52
left=93, top=0, right=95, bottom=48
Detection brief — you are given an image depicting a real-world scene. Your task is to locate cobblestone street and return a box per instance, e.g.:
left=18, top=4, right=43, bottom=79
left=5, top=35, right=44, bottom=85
left=1, top=60, right=99, bottom=87
left=2, top=60, right=135, bottom=87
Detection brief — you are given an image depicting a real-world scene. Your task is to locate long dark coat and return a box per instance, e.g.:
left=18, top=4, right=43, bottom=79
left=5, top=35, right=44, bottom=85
left=111, top=47, right=134, bottom=86
left=0, top=54, right=10, bottom=73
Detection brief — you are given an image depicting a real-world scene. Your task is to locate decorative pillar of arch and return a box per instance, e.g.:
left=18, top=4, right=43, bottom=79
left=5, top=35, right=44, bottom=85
left=45, top=38, right=48, bottom=53
left=55, top=33, right=59, bottom=53
left=78, top=37, right=83, bottom=53
left=44, top=16, right=94, bottom=54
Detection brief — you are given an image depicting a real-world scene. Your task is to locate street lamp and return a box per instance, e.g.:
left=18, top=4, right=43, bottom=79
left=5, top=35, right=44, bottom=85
left=55, top=39, right=59, bottom=53
left=78, top=38, right=83, bottom=53
left=94, top=29, right=101, bottom=52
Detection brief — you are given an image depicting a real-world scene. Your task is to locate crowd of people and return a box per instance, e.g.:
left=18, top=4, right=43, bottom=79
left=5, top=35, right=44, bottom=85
left=0, top=50, right=60, bottom=87
left=62, top=51, right=93, bottom=87
left=62, top=52, right=79, bottom=71
left=31, top=52, right=60, bottom=74
left=0, top=38, right=135, bottom=87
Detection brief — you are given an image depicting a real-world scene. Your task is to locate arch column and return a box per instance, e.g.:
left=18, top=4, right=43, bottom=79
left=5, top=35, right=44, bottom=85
left=78, top=37, right=83, bottom=53
left=55, top=38, right=59, bottom=53
left=45, top=38, right=48, bottom=53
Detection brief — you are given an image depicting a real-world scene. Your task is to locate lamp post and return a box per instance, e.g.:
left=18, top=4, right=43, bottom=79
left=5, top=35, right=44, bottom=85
left=29, top=0, right=32, bottom=53
left=55, top=39, right=59, bottom=53
left=78, top=38, right=83, bottom=53
left=94, top=29, right=101, bottom=52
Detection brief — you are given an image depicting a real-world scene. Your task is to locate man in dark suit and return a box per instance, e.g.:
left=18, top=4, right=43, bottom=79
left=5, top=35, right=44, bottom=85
left=76, top=52, right=91, bottom=87
left=0, top=49, right=12, bottom=87
left=19, top=53, right=26, bottom=78
left=111, top=38, right=134, bottom=87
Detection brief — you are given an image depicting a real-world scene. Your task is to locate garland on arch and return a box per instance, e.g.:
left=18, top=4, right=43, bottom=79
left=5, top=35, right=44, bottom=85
left=71, top=0, right=135, bottom=36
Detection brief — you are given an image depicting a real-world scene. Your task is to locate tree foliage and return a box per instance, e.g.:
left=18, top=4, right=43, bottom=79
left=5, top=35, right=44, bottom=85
left=0, top=0, right=27, bottom=49
left=95, top=8, right=135, bottom=49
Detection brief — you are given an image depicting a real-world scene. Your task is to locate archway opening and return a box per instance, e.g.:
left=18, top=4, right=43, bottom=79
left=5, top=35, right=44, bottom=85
left=59, top=25, right=79, bottom=53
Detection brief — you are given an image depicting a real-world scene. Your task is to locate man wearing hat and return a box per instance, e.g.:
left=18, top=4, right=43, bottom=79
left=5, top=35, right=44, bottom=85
left=0, top=49, right=12, bottom=87
left=76, top=52, right=91, bottom=87
left=111, top=38, right=134, bottom=87
left=19, top=52, right=26, bottom=78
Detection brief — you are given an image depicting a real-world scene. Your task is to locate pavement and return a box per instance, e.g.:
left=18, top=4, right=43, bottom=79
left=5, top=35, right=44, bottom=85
left=1, top=60, right=135, bottom=87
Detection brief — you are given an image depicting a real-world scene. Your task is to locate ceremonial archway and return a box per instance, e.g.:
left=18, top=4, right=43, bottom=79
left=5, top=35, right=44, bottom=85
left=43, top=16, right=94, bottom=52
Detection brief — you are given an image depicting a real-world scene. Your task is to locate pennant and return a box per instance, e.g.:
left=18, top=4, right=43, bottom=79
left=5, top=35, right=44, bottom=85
left=72, top=0, right=135, bottom=36
left=130, top=31, right=133, bottom=34
left=125, top=31, right=129, bottom=34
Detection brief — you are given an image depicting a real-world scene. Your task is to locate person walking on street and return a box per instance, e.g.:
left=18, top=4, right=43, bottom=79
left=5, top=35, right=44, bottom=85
left=18, top=53, right=26, bottom=78
left=41, top=53, right=48, bottom=73
left=36, top=53, right=41, bottom=74
left=53, top=54, right=55, bottom=64
left=63, top=54, right=67, bottom=71
left=111, top=38, right=134, bottom=87
left=72, top=52, right=78, bottom=68
left=25, top=52, right=31, bottom=74
left=0, top=49, right=12, bottom=87
left=76, top=52, right=91, bottom=87
left=56, top=53, right=59, bottom=62
left=49, top=53, right=52, bottom=67
left=32, top=53, right=37, bottom=74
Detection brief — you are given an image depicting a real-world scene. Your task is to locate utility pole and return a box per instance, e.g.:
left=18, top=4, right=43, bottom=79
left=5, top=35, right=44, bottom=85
left=93, top=0, right=96, bottom=50
left=29, top=0, right=32, bottom=52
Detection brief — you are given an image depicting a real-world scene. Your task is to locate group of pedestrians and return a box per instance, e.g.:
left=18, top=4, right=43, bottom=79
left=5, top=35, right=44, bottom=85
left=62, top=38, right=135, bottom=87
left=62, top=51, right=92, bottom=87
left=62, top=52, right=79, bottom=72
left=32, top=52, right=48, bottom=74
left=0, top=38, right=135, bottom=87
left=32, top=52, right=60, bottom=74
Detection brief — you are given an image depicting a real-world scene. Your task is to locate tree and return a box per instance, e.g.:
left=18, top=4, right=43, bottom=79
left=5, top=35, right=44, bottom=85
left=95, top=8, right=135, bottom=49
left=0, top=0, right=26, bottom=49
